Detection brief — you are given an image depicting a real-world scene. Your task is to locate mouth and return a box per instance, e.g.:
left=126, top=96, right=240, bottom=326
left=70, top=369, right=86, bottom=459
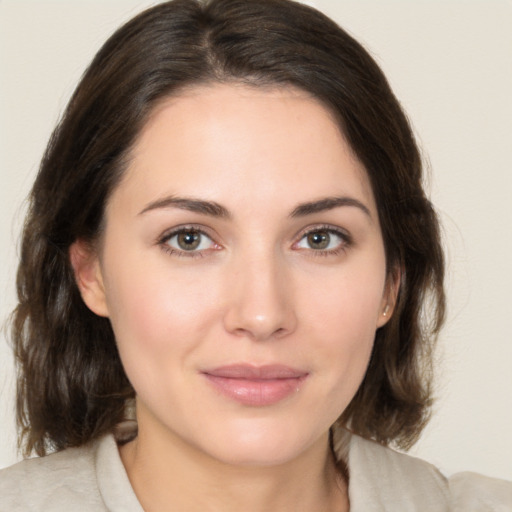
left=201, top=364, right=309, bottom=406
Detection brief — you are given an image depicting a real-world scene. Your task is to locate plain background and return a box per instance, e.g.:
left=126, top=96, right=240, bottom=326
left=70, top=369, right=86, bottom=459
left=1, top=0, right=511, bottom=479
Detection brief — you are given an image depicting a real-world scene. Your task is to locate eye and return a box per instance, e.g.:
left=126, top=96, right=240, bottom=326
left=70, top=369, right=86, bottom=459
left=295, top=227, right=349, bottom=254
left=161, top=228, right=217, bottom=255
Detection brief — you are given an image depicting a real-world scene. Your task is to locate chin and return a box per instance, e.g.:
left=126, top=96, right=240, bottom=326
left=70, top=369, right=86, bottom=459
left=194, top=420, right=326, bottom=467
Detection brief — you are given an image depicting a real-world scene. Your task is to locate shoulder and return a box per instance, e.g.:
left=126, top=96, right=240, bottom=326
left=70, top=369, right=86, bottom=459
left=346, top=434, right=450, bottom=511
left=0, top=437, right=106, bottom=512
left=448, top=471, right=512, bottom=511
left=339, top=432, right=512, bottom=511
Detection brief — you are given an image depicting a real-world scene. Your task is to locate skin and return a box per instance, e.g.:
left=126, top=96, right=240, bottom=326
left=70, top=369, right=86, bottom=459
left=72, top=84, right=397, bottom=512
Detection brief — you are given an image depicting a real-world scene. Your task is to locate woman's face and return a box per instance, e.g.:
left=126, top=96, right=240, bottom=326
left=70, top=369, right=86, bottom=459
left=75, top=84, right=395, bottom=466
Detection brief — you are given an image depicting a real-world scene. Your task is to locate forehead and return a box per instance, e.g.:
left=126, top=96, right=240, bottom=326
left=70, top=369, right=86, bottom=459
left=110, top=83, right=376, bottom=217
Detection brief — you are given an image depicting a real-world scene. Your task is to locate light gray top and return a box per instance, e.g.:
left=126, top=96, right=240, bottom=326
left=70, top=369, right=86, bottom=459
left=1, top=429, right=511, bottom=511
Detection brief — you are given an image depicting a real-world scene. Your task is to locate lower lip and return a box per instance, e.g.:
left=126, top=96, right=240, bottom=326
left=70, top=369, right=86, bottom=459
left=203, top=374, right=307, bottom=406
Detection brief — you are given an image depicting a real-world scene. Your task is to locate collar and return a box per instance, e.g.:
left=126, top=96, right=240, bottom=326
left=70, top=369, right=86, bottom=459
left=333, top=428, right=450, bottom=511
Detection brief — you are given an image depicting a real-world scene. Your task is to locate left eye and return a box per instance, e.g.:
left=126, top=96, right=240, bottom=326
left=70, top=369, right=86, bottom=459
left=164, top=229, right=215, bottom=252
left=296, top=229, right=345, bottom=251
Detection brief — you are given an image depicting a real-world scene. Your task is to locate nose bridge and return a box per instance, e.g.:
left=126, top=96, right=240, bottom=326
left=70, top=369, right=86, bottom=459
left=223, top=243, right=296, bottom=340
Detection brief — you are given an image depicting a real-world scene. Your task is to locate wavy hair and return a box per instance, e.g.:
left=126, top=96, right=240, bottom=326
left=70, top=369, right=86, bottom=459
left=11, top=0, right=445, bottom=457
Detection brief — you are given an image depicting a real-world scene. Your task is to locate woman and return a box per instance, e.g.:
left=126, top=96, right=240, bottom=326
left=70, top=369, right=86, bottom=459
left=1, top=0, right=510, bottom=510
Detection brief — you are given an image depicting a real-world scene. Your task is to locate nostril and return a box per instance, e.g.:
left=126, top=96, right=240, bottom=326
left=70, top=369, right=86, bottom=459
left=228, top=322, right=294, bottom=342
left=222, top=270, right=297, bottom=340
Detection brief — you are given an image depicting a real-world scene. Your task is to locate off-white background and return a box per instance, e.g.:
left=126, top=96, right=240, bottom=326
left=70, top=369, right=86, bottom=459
left=1, top=0, right=511, bottom=480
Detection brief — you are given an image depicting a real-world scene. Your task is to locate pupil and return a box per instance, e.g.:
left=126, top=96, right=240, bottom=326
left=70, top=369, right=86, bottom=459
left=308, top=231, right=330, bottom=249
left=178, top=231, right=200, bottom=250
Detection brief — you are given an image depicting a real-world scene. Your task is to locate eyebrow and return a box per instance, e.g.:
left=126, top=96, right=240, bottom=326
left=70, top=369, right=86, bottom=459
left=139, top=196, right=230, bottom=218
left=139, top=194, right=371, bottom=219
left=289, top=196, right=371, bottom=218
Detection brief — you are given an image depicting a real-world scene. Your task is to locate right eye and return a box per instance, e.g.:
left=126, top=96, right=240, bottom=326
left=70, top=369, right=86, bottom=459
left=160, top=228, right=218, bottom=256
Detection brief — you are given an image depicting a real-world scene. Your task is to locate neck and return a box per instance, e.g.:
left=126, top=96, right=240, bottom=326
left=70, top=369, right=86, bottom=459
left=119, top=421, right=348, bottom=512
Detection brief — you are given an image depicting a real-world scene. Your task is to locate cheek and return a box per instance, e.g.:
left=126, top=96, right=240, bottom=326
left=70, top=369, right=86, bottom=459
left=102, top=256, right=220, bottom=359
left=304, top=258, right=386, bottom=340
left=102, top=264, right=223, bottom=411
left=300, top=256, right=386, bottom=392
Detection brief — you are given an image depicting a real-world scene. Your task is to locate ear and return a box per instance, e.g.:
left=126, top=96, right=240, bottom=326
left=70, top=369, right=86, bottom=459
left=69, top=239, right=109, bottom=317
left=376, top=265, right=401, bottom=328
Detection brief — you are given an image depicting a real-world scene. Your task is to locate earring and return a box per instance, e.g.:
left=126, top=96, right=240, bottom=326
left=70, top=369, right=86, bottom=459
left=382, top=304, right=390, bottom=317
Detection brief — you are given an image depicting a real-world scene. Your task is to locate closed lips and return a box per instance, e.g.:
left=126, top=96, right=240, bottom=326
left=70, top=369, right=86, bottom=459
left=202, top=365, right=309, bottom=406
left=203, top=364, right=309, bottom=379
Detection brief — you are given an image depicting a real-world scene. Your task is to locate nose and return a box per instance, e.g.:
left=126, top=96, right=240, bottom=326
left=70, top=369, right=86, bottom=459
left=222, top=250, right=297, bottom=341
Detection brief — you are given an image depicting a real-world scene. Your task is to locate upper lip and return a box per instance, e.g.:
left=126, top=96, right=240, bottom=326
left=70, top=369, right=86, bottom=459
left=202, top=364, right=308, bottom=380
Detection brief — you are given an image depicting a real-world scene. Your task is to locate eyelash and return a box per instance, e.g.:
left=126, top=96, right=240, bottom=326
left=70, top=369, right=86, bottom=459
left=158, top=225, right=217, bottom=259
left=295, top=225, right=352, bottom=257
left=157, top=224, right=352, bottom=258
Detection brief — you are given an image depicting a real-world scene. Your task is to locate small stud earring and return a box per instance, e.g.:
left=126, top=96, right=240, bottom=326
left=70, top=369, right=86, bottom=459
left=382, top=304, right=390, bottom=317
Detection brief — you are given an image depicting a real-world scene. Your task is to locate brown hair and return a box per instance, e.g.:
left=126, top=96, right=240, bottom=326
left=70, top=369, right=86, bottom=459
left=12, top=0, right=444, bottom=457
